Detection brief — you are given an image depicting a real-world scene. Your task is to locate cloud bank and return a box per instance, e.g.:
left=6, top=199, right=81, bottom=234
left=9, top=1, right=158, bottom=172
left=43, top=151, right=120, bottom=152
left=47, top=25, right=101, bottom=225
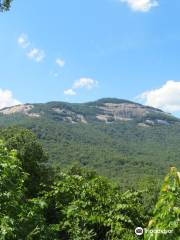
left=137, top=81, right=180, bottom=112
left=0, top=89, right=21, bottom=109
left=120, top=0, right=159, bottom=12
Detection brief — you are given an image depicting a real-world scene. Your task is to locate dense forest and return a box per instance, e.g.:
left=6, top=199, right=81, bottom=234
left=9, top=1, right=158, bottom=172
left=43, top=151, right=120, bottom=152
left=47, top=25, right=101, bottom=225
left=0, top=127, right=179, bottom=239
left=0, top=99, right=180, bottom=190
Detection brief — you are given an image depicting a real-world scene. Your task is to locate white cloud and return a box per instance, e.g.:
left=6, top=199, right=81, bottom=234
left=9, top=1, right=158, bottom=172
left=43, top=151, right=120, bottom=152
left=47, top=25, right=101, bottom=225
left=56, top=58, right=65, bottom=68
left=27, top=48, right=45, bottom=62
left=73, top=78, right=98, bottom=90
left=64, top=77, right=98, bottom=96
left=137, top=81, right=180, bottom=112
left=17, top=34, right=30, bottom=48
left=64, top=89, right=76, bottom=96
left=120, top=0, right=159, bottom=12
left=17, top=34, right=45, bottom=63
left=0, top=89, right=21, bottom=109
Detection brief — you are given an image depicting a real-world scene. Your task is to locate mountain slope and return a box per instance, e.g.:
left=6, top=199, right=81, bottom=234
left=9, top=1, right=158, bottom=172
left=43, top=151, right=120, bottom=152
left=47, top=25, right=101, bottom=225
left=0, top=98, right=180, bottom=188
left=0, top=98, right=178, bottom=125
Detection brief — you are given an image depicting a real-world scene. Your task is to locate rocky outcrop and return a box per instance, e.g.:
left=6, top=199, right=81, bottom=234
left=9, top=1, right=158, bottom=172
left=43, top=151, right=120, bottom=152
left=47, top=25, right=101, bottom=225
left=0, top=98, right=178, bottom=125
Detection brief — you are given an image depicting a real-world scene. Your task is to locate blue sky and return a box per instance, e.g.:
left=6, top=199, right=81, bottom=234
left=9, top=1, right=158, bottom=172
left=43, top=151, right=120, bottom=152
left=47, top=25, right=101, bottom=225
left=1, top=0, right=180, bottom=115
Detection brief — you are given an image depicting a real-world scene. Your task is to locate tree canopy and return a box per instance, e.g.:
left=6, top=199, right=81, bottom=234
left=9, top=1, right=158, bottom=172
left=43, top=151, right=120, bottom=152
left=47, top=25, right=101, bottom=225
left=0, top=127, right=50, bottom=197
left=0, top=0, right=13, bottom=11
left=0, top=130, right=179, bottom=239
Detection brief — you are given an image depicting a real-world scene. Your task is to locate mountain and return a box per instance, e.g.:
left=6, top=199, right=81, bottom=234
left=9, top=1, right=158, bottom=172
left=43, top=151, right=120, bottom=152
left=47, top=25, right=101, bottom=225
left=0, top=98, right=178, bottom=125
left=0, top=98, right=180, bottom=188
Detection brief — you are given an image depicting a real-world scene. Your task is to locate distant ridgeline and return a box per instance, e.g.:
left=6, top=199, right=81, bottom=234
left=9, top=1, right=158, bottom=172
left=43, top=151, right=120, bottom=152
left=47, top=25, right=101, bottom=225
left=0, top=98, right=178, bottom=124
left=0, top=98, right=180, bottom=188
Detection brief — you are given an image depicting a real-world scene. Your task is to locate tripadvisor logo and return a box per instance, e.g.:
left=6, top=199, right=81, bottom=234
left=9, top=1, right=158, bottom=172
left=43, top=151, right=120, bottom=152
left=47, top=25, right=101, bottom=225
left=144, top=229, right=173, bottom=234
left=135, top=227, right=144, bottom=236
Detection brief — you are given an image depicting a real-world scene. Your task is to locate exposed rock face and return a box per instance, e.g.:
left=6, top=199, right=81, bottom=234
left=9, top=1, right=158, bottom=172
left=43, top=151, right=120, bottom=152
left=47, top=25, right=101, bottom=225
left=52, top=108, right=87, bottom=123
left=62, top=114, right=87, bottom=124
left=0, top=104, right=33, bottom=115
left=0, top=104, right=40, bottom=118
left=95, top=102, right=165, bottom=123
left=52, top=108, right=64, bottom=114
left=0, top=98, right=178, bottom=125
left=96, top=103, right=148, bottom=122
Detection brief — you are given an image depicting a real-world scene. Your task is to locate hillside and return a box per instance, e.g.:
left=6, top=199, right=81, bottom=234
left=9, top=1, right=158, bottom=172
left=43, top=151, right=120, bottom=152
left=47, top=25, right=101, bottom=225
left=0, top=98, right=178, bottom=125
left=0, top=98, right=180, bottom=188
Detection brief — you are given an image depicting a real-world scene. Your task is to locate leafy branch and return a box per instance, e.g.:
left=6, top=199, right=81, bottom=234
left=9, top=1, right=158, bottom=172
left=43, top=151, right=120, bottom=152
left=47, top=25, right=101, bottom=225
left=0, top=0, right=13, bottom=12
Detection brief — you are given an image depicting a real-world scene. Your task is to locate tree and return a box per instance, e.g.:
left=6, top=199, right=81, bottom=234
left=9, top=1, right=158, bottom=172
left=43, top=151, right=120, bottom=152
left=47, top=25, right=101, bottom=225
left=0, top=141, right=146, bottom=239
left=0, top=140, right=48, bottom=239
left=44, top=169, right=145, bottom=239
left=145, top=167, right=180, bottom=240
left=0, top=0, right=13, bottom=11
left=0, top=127, right=50, bottom=198
left=0, top=140, right=25, bottom=238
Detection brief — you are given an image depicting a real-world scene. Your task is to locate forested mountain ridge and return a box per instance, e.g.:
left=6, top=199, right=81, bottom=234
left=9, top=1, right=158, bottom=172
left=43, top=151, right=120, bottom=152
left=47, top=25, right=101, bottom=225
left=0, top=98, right=180, bottom=188
left=0, top=99, right=179, bottom=239
left=0, top=98, right=179, bottom=125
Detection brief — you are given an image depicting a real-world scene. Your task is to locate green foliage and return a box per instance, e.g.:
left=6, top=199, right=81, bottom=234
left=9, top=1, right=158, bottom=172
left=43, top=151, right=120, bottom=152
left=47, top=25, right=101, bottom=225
left=0, top=111, right=180, bottom=191
left=0, top=127, right=51, bottom=198
left=0, top=137, right=146, bottom=239
left=145, top=167, right=180, bottom=240
left=0, top=140, right=25, bottom=238
left=0, top=130, right=179, bottom=239
left=0, top=0, right=13, bottom=11
left=0, top=140, right=47, bottom=239
left=43, top=170, right=145, bottom=239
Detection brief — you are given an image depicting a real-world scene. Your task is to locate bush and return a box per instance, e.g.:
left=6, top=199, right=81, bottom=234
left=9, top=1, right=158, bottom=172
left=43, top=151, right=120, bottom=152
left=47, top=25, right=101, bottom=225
left=145, top=167, right=180, bottom=240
